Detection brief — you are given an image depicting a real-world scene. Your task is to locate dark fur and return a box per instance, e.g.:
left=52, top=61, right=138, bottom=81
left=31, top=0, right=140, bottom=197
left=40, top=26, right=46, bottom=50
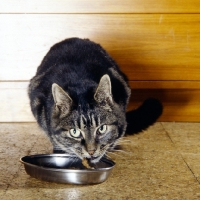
left=29, top=38, right=131, bottom=162
left=28, top=38, right=162, bottom=162
left=126, top=98, right=163, bottom=134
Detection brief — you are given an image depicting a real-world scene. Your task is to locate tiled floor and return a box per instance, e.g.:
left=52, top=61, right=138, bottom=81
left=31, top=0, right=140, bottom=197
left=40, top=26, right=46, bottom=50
left=0, top=122, right=200, bottom=200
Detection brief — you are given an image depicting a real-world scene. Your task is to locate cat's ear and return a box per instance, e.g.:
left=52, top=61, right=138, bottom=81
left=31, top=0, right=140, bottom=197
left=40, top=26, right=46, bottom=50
left=94, top=74, right=113, bottom=109
left=52, top=83, right=72, bottom=116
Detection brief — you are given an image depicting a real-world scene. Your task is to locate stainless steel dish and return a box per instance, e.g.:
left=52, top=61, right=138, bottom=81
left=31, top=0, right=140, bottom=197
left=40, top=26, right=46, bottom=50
left=20, top=154, right=115, bottom=184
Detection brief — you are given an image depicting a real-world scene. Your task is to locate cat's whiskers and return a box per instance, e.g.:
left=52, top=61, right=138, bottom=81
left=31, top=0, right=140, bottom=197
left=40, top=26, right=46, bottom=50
left=107, top=151, right=124, bottom=158
left=114, top=138, right=132, bottom=145
left=97, top=144, right=113, bottom=161
left=69, top=156, right=79, bottom=167
left=100, top=144, right=110, bottom=152
left=117, top=137, right=131, bottom=142
left=67, top=153, right=77, bottom=158
left=111, top=149, right=130, bottom=155
left=53, top=145, right=78, bottom=157
left=116, top=140, right=131, bottom=145
left=104, top=153, right=112, bottom=159
left=113, top=139, right=132, bottom=150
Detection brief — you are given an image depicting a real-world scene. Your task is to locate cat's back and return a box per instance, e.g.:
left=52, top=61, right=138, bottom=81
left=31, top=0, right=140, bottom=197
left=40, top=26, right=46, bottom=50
left=30, top=38, right=125, bottom=95
left=35, top=38, right=114, bottom=79
left=29, top=38, right=130, bottom=110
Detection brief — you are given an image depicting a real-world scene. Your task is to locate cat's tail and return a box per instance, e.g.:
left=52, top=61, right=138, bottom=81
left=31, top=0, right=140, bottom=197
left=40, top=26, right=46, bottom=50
left=125, top=98, right=163, bottom=135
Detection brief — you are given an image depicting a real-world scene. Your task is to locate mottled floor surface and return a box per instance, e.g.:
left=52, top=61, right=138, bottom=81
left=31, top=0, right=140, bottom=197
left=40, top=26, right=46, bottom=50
left=0, top=122, right=200, bottom=200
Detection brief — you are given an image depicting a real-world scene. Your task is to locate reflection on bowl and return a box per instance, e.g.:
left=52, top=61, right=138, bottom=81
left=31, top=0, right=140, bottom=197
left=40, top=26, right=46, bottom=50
left=20, top=154, right=115, bottom=184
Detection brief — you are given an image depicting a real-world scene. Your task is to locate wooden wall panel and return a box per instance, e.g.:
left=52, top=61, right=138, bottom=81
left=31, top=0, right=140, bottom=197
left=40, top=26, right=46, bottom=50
left=1, top=0, right=200, bottom=13
left=1, top=14, right=200, bottom=82
left=1, top=1, right=200, bottom=122
left=128, top=89, right=200, bottom=122
left=0, top=82, right=34, bottom=122
left=0, top=82, right=199, bottom=122
left=129, top=81, right=200, bottom=89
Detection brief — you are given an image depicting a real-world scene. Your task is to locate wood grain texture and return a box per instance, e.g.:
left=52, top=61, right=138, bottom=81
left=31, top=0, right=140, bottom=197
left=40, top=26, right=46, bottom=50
left=1, top=82, right=199, bottom=122
left=128, top=89, right=200, bottom=122
left=129, top=81, right=200, bottom=89
left=1, top=0, right=200, bottom=13
left=1, top=14, right=200, bottom=82
left=0, top=82, right=34, bottom=122
left=1, top=1, right=200, bottom=122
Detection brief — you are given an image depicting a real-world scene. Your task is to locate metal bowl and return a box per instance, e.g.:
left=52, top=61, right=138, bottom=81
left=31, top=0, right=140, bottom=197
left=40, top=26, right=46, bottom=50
left=20, top=154, right=115, bottom=184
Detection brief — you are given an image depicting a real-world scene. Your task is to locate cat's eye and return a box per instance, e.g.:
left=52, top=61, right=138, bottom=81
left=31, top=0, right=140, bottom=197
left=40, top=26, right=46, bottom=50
left=98, top=125, right=107, bottom=134
left=69, top=129, right=81, bottom=138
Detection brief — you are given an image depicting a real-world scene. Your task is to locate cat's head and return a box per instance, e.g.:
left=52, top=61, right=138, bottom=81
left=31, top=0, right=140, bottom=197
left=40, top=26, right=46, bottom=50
left=50, top=75, right=126, bottom=163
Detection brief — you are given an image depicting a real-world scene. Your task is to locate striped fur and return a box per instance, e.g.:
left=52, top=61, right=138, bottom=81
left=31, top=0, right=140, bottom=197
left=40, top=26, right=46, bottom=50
left=28, top=38, right=131, bottom=163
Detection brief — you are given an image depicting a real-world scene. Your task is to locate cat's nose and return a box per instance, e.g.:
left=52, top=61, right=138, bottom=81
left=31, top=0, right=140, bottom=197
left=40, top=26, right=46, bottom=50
left=88, top=150, right=95, bottom=155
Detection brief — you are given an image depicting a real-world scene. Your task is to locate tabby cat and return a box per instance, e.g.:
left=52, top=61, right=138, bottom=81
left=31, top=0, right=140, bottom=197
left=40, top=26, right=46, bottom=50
left=28, top=38, right=131, bottom=163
